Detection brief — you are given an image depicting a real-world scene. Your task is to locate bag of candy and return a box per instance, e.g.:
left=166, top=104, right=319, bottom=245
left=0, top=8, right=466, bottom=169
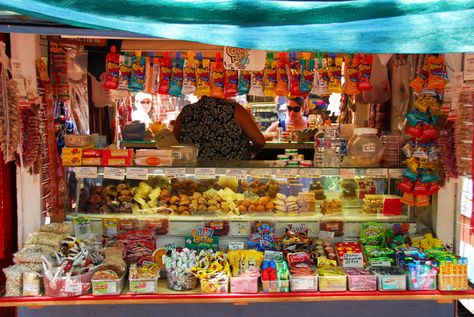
left=300, top=53, right=315, bottom=95
left=195, top=53, right=211, bottom=96
left=409, top=58, right=429, bottom=93
left=357, top=54, right=373, bottom=91
left=169, top=52, right=185, bottom=96
left=158, top=52, right=172, bottom=95
left=426, top=55, right=447, bottom=92
left=129, top=51, right=146, bottom=91
left=328, top=56, right=343, bottom=94
left=104, top=46, right=120, bottom=90
left=249, top=70, right=264, bottom=97
left=224, top=69, right=238, bottom=97
left=210, top=52, right=225, bottom=99
left=238, top=70, right=251, bottom=95
left=182, top=52, right=198, bottom=95
left=289, top=52, right=302, bottom=97
left=263, top=54, right=278, bottom=97
left=344, top=55, right=361, bottom=95
left=118, top=53, right=132, bottom=90
left=274, top=52, right=289, bottom=96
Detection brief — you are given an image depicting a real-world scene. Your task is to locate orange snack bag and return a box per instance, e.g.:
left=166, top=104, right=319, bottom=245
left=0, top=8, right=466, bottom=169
left=275, top=52, right=289, bottom=96
left=409, top=58, right=430, bottom=93
left=328, top=56, right=343, bottom=94
left=357, top=54, right=373, bottom=91
left=210, top=52, right=225, bottom=99
left=344, top=56, right=360, bottom=95
left=426, top=55, right=447, bottom=92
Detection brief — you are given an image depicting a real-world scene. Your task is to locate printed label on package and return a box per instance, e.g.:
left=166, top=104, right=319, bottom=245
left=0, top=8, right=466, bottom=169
left=250, top=168, right=272, bottom=179
left=388, top=168, right=404, bottom=179
left=195, top=168, right=216, bottom=179
left=165, top=168, right=186, bottom=178
left=126, top=167, right=149, bottom=180
left=275, top=168, right=298, bottom=178
left=225, top=169, right=248, bottom=179
left=319, top=230, right=335, bottom=240
left=74, top=167, right=98, bottom=178
left=299, top=168, right=321, bottom=178
left=104, top=167, right=126, bottom=180
left=366, top=168, right=388, bottom=178
left=93, top=281, right=117, bottom=294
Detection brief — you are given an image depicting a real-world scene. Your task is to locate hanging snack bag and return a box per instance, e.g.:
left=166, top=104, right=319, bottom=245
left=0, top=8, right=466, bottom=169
left=225, top=69, right=239, bottom=97
left=158, top=52, right=172, bottom=95
left=129, top=51, right=146, bottom=91
left=289, top=52, right=302, bottom=97
left=249, top=70, right=264, bottom=97
left=328, top=56, right=343, bottom=94
left=300, top=53, right=315, bottom=95
left=409, top=58, right=429, bottom=93
left=344, top=55, right=361, bottom=95
left=118, top=53, right=132, bottom=90
left=238, top=70, right=251, bottom=95
left=182, top=52, right=198, bottom=95
left=169, top=52, right=185, bottom=96
left=151, top=57, right=160, bottom=94
left=210, top=52, right=225, bottom=99
left=263, top=53, right=278, bottom=97
left=275, top=52, right=289, bottom=96
left=104, top=45, right=120, bottom=90
left=357, top=54, right=373, bottom=91
left=316, top=57, right=330, bottom=96
left=196, top=53, right=211, bottom=96
left=426, top=55, right=447, bottom=92
left=143, top=55, right=154, bottom=94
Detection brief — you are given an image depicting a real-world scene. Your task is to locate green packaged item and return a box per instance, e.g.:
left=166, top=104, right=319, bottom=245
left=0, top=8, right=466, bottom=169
left=359, top=222, right=385, bottom=246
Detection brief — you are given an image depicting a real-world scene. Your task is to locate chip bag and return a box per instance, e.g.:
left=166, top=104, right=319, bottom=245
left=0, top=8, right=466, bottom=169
left=316, top=57, right=330, bottom=96
left=224, top=69, right=238, bottom=97
left=104, top=45, right=120, bottom=90
left=426, top=55, right=447, bottom=92
left=249, top=70, right=264, bottom=97
left=409, top=59, right=429, bottom=93
left=195, top=54, right=211, bottom=96
left=238, top=70, right=251, bottom=95
left=169, top=52, right=185, bottom=96
left=118, top=53, right=132, bottom=90
left=182, top=52, right=198, bottom=95
left=263, top=56, right=278, bottom=97
left=157, top=52, right=172, bottom=95
left=289, top=52, right=302, bottom=97
left=357, top=54, right=373, bottom=91
left=300, top=54, right=315, bottom=95
left=210, top=52, right=225, bottom=99
left=344, top=55, right=360, bottom=95
left=275, top=52, right=289, bottom=96
left=328, top=56, right=343, bottom=94
left=129, top=51, right=146, bottom=91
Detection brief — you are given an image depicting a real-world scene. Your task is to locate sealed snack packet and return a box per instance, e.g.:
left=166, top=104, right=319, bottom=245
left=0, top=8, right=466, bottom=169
left=182, top=52, right=198, bottom=95
left=316, top=57, right=330, bottom=96
left=169, top=52, right=185, bottom=96
left=274, top=52, right=289, bottom=96
left=409, top=58, right=429, bottom=93
left=225, top=69, right=238, bottom=97
left=118, top=53, right=132, bottom=90
left=263, top=53, right=278, bottom=97
left=195, top=53, right=211, bottom=96
left=426, top=55, right=447, bottom=92
left=328, top=56, right=343, bottom=94
left=129, top=51, right=146, bottom=91
left=300, top=53, right=315, bottom=95
left=210, top=52, right=225, bottom=98
left=359, top=222, right=385, bottom=246
left=289, top=52, right=302, bottom=97
left=150, top=57, right=160, bottom=94
left=357, top=54, right=373, bottom=91
left=144, top=54, right=158, bottom=94
left=344, top=55, right=360, bottom=95
left=104, top=45, right=120, bottom=90
left=249, top=70, right=264, bottom=97
left=238, top=70, right=251, bottom=95
left=158, top=52, right=172, bottom=95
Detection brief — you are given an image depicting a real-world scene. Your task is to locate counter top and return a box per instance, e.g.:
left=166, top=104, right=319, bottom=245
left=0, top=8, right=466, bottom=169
left=120, top=141, right=315, bottom=150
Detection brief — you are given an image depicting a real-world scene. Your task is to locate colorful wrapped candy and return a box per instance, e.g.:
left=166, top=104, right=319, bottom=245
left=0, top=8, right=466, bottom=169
left=163, top=248, right=199, bottom=291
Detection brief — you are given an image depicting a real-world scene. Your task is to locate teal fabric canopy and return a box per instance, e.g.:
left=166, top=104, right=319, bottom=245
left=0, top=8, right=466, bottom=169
left=1, top=0, right=474, bottom=53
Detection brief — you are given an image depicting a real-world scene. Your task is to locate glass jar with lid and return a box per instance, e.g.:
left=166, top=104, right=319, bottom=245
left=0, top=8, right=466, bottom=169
left=347, top=128, right=384, bottom=166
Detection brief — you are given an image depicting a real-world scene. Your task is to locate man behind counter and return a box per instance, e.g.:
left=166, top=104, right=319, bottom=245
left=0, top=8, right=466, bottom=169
left=266, top=96, right=307, bottom=133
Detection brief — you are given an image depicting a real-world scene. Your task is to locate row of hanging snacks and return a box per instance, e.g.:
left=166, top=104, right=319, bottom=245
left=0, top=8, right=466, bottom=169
left=397, top=55, right=449, bottom=207
left=103, top=50, right=375, bottom=98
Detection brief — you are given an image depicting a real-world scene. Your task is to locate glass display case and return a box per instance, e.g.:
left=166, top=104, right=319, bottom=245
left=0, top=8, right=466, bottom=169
left=251, top=103, right=279, bottom=131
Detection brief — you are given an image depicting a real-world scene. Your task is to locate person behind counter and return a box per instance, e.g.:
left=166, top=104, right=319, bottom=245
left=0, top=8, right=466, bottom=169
left=131, top=92, right=153, bottom=127
left=172, top=96, right=265, bottom=160
left=265, top=96, right=307, bottom=132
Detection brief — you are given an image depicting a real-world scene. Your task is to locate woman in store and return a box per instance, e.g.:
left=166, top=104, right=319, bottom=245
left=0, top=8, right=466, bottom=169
left=266, top=96, right=307, bottom=132
left=172, top=96, right=265, bottom=160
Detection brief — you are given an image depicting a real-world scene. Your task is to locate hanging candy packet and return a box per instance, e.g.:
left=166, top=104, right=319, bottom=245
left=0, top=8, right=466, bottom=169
left=426, top=55, right=447, bottom=92
left=344, top=55, right=360, bottom=95
left=289, top=52, right=302, bottom=97
left=274, top=52, right=289, bottom=96
left=300, top=53, right=315, bottom=95
left=328, top=56, right=343, bottom=94
left=182, top=52, right=198, bottom=95
left=238, top=70, right=251, bottom=95
left=210, top=52, right=225, bottom=98
left=312, top=56, right=329, bottom=96
left=169, top=52, right=185, bottom=96
left=150, top=56, right=160, bottom=94
left=263, top=53, right=278, bottom=97
left=195, top=53, right=211, bottom=96
left=225, top=69, right=238, bottom=97
left=357, top=54, right=373, bottom=91
left=144, top=53, right=157, bottom=94
left=409, top=58, right=430, bottom=93
left=129, top=51, right=146, bottom=91
left=118, top=53, right=132, bottom=90
left=158, top=52, right=172, bottom=95
left=249, top=70, right=264, bottom=97
left=104, top=45, right=120, bottom=90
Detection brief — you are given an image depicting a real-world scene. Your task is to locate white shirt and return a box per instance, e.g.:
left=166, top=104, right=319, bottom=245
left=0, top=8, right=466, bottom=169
left=132, top=109, right=152, bottom=127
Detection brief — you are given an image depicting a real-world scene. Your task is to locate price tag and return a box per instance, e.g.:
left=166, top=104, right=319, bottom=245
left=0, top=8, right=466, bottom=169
left=195, top=168, right=216, bottom=179
left=340, top=169, right=356, bottom=179
left=319, top=230, right=335, bottom=240
left=74, top=167, right=98, bottom=179
left=366, top=168, right=388, bottom=178
left=126, top=167, right=149, bottom=180
left=343, top=253, right=364, bottom=268
left=343, top=237, right=359, bottom=243
left=389, top=168, right=404, bottom=179
left=370, top=260, right=391, bottom=268
left=275, top=168, right=298, bottom=178
left=228, top=242, right=245, bottom=250
left=65, top=280, right=82, bottom=293
left=225, top=169, right=248, bottom=179
left=250, top=168, right=272, bottom=179
left=104, top=167, right=126, bottom=180
left=93, top=281, right=117, bottom=295
left=165, top=168, right=186, bottom=178
left=299, top=168, right=321, bottom=178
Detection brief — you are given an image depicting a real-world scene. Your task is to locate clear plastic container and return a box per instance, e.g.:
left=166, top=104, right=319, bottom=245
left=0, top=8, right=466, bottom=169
left=348, top=128, right=384, bottom=166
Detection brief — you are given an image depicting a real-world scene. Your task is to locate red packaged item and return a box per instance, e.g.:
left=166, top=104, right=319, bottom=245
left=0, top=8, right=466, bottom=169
left=422, top=125, right=437, bottom=139
left=383, top=198, right=402, bottom=215
left=344, top=55, right=360, bottom=95
left=397, top=178, right=414, bottom=193
left=287, top=252, right=315, bottom=276
left=158, top=52, right=172, bottom=95
left=409, top=59, right=429, bottom=93
left=426, top=55, right=446, bottom=92
left=224, top=69, right=238, bottom=97
left=319, top=221, right=344, bottom=237
left=428, top=182, right=441, bottom=195
left=205, top=221, right=230, bottom=237
left=143, top=219, right=169, bottom=235
left=406, top=124, right=423, bottom=139
left=412, top=181, right=429, bottom=195
left=335, top=242, right=366, bottom=266
left=274, top=52, right=289, bottom=96
left=82, top=149, right=103, bottom=158
left=104, top=45, right=120, bottom=90
left=357, top=54, right=373, bottom=91
left=102, top=149, right=133, bottom=166
left=210, top=52, right=225, bottom=98
left=289, top=52, right=302, bottom=97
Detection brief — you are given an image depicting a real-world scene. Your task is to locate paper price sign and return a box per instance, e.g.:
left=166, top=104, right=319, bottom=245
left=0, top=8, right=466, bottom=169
left=126, top=167, right=149, bottom=180
left=388, top=169, right=404, bottom=179
left=275, top=168, right=298, bottom=178
left=366, top=168, right=388, bottom=178
left=250, top=168, right=272, bottom=179
left=104, top=167, right=126, bottom=180
left=65, top=280, right=82, bottom=293
left=340, top=169, right=356, bottom=179
left=228, top=242, right=245, bottom=250
left=226, top=169, right=248, bottom=179
left=165, top=168, right=186, bottom=178
left=195, top=168, right=216, bottom=179
left=319, top=230, right=335, bottom=240
left=343, top=253, right=364, bottom=268
left=299, top=168, right=321, bottom=178
left=74, top=167, right=98, bottom=179
left=370, top=260, right=391, bottom=268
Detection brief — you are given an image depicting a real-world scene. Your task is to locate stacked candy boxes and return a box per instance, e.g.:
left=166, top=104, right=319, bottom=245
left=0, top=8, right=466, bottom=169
left=261, top=252, right=290, bottom=292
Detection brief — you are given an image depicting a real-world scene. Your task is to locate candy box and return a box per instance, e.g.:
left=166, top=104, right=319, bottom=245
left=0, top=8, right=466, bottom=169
left=262, top=279, right=290, bottom=293
left=346, top=268, right=377, bottom=291
left=290, top=273, right=318, bottom=292
left=129, top=276, right=159, bottom=294
left=43, top=268, right=97, bottom=297
left=82, top=157, right=102, bottom=166
left=166, top=270, right=199, bottom=291
left=62, top=148, right=83, bottom=166
left=102, top=149, right=133, bottom=166
left=82, top=149, right=103, bottom=158
left=199, top=275, right=229, bottom=294
left=374, top=267, right=406, bottom=291
left=92, top=272, right=126, bottom=296
left=438, top=274, right=469, bottom=291
left=318, top=267, right=347, bottom=292
left=407, top=271, right=437, bottom=291
left=64, top=134, right=93, bottom=148
left=134, top=149, right=173, bottom=166
left=230, top=275, right=259, bottom=293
